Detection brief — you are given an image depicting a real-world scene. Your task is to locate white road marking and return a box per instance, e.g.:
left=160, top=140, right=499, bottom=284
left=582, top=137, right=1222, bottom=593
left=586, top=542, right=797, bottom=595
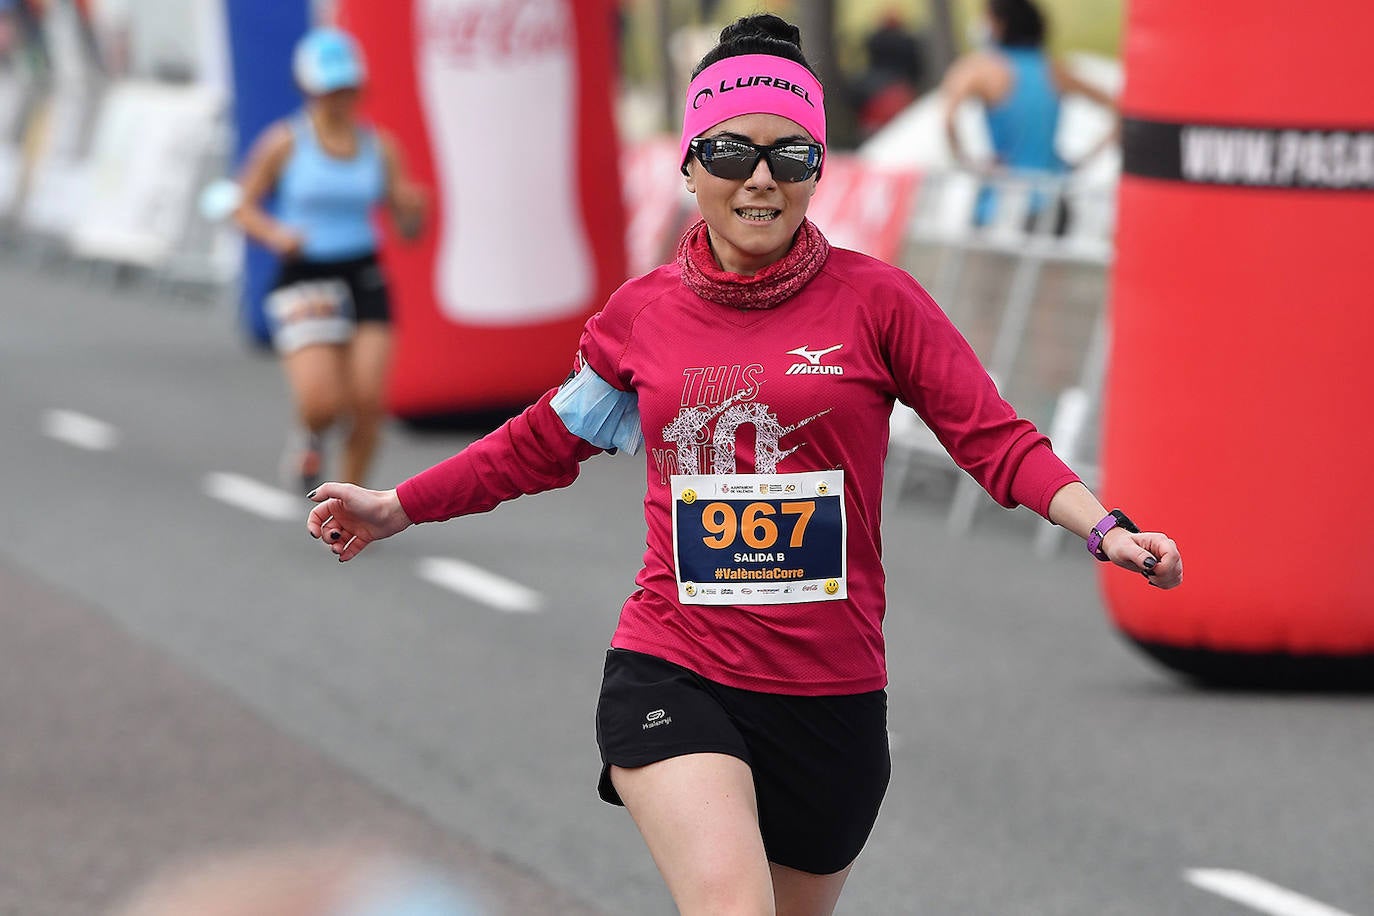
left=1185, top=869, right=1355, bottom=916
left=42, top=409, right=119, bottom=451
left=203, top=472, right=303, bottom=522
left=416, top=557, right=543, bottom=613
left=200, top=478, right=542, bottom=614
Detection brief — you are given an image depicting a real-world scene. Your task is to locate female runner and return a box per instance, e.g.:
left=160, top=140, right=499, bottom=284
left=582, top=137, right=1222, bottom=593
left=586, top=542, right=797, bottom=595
left=235, top=26, right=426, bottom=490
left=305, top=14, right=1180, bottom=915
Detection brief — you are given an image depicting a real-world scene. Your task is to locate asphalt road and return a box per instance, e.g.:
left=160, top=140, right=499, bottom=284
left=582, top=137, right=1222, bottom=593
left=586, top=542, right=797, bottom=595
left=2, top=258, right=1369, bottom=915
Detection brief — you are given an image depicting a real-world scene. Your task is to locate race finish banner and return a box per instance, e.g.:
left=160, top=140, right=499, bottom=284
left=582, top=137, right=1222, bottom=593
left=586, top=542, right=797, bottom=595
left=803, top=155, right=920, bottom=264
left=671, top=471, right=847, bottom=606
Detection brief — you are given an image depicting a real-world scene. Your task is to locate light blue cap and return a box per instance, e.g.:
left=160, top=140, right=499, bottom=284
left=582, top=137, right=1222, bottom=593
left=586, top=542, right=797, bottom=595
left=293, top=27, right=366, bottom=95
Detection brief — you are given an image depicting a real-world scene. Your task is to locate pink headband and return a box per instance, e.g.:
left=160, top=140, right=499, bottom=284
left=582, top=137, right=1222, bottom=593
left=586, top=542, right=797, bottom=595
left=680, top=54, right=826, bottom=168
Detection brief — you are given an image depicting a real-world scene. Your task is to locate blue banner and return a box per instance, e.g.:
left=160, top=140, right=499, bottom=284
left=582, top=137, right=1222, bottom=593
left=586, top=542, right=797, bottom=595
left=223, top=0, right=311, bottom=346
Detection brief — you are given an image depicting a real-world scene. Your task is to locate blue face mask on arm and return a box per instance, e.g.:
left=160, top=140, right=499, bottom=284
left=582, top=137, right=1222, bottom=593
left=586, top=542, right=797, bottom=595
left=550, top=359, right=644, bottom=455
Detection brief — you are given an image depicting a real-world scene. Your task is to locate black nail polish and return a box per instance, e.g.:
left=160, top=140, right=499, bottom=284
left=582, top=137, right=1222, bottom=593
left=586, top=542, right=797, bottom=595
left=307, top=490, right=317, bottom=499
left=330, top=531, right=341, bottom=541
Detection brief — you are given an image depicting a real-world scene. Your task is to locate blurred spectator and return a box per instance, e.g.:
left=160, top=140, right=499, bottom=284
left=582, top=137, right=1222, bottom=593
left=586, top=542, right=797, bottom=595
left=851, top=11, right=927, bottom=139
left=233, top=26, right=427, bottom=493
left=867, top=13, right=926, bottom=88
left=107, top=844, right=483, bottom=916
left=696, top=0, right=725, bottom=22
left=940, top=0, right=1118, bottom=232
left=0, top=0, right=16, bottom=62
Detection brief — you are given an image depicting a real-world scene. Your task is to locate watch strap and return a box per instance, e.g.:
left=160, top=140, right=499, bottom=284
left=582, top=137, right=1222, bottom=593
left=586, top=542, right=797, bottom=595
left=1087, top=509, right=1139, bottom=561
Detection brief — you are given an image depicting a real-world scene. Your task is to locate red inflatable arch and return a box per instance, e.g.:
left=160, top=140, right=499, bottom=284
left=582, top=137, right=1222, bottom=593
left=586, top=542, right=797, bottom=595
left=1102, top=0, right=1374, bottom=687
left=336, top=0, right=626, bottom=421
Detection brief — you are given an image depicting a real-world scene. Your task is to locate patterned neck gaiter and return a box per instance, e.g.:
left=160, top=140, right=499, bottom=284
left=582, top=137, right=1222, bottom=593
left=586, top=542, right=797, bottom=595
left=675, top=218, right=832, bottom=310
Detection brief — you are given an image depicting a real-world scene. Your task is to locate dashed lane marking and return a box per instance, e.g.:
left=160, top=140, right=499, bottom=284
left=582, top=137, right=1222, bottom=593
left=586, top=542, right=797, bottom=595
left=416, top=556, right=543, bottom=614
left=42, top=409, right=119, bottom=451
left=1185, top=869, right=1355, bottom=916
left=203, top=472, right=303, bottom=522
left=200, top=477, right=542, bottom=612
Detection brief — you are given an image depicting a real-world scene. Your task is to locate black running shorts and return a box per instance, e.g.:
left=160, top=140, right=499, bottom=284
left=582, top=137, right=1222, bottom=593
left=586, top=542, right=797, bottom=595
left=595, top=648, right=890, bottom=875
left=272, top=252, right=392, bottom=325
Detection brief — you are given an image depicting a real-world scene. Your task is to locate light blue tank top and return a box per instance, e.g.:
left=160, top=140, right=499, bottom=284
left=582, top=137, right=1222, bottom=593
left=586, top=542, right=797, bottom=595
left=976, top=46, right=1066, bottom=226
left=983, top=47, right=1066, bottom=174
left=277, top=114, right=385, bottom=262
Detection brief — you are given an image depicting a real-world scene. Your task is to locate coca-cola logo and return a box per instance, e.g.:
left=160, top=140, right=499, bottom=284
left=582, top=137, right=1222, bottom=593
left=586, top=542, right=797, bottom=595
left=424, top=0, right=568, bottom=65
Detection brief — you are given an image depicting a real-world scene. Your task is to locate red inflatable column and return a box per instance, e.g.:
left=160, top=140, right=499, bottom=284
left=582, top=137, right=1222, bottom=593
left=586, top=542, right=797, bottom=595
left=1103, top=0, right=1374, bottom=686
left=337, top=0, right=626, bottom=419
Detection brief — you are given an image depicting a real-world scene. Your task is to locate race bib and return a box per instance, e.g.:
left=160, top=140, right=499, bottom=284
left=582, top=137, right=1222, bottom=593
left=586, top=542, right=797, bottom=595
left=266, top=278, right=355, bottom=353
left=671, top=471, right=847, bottom=605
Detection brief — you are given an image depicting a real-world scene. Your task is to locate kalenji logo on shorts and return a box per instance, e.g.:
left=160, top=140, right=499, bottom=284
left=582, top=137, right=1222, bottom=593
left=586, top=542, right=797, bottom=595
left=786, top=344, right=844, bottom=375
left=642, top=708, right=673, bottom=730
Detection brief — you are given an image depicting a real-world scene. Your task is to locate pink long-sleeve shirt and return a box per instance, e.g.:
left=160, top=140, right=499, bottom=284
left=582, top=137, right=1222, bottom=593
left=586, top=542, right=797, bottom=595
left=399, top=248, right=1079, bottom=694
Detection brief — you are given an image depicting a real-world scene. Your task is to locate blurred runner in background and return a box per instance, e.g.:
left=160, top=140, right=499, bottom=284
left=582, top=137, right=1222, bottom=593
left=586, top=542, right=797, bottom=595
left=940, top=0, right=1118, bottom=232
left=303, top=13, right=1180, bottom=915
left=234, top=26, right=426, bottom=492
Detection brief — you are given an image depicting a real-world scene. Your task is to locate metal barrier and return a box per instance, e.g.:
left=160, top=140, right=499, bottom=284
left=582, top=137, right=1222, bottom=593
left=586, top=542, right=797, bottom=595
left=886, top=167, right=1115, bottom=551
left=0, top=69, right=236, bottom=307
left=154, top=111, right=242, bottom=297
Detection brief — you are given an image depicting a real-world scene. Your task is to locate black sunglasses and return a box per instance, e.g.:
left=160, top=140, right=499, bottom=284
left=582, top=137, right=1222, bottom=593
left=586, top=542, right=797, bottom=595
left=686, top=137, right=824, bottom=182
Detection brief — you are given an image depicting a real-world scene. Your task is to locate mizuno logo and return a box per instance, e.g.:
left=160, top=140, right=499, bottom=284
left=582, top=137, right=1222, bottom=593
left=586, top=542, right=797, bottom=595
left=786, top=344, right=844, bottom=376
left=787, top=344, right=842, bottom=365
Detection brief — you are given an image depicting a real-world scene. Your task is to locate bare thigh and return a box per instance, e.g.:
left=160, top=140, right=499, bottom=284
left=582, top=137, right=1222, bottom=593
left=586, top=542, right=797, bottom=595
left=611, top=753, right=774, bottom=916
left=344, top=323, right=392, bottom=417
left=281, top=343, right=348, bottom=429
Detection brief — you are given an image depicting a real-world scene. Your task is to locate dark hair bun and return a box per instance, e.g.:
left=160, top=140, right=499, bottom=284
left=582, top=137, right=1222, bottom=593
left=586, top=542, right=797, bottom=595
left=718, top=13, right=802, bottom=51
left=691, top=13, right=814, bottom=79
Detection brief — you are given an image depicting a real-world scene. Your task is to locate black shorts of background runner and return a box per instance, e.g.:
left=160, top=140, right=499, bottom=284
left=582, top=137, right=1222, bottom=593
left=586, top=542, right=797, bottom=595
left=272, top=252, right=392, bottom=325
left=595, top=648, right=890, bottom=876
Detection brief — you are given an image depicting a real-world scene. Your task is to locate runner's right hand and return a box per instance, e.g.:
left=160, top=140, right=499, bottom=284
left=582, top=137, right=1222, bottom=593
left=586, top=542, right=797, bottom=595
left=307, top=483, right=413, bottom=562
left=273, top=228, right=306, bottom=259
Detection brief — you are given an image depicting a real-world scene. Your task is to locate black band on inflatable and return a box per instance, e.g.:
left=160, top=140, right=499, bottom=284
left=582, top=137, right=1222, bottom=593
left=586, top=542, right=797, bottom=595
left=1122, top=116, right=1374, bottom=191
left=1128, top=638, right=1374, bottom=690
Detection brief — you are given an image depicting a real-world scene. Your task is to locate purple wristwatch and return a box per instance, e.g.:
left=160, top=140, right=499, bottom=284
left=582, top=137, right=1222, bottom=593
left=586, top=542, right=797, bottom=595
left=1087, top=509, right=1140, bottom=561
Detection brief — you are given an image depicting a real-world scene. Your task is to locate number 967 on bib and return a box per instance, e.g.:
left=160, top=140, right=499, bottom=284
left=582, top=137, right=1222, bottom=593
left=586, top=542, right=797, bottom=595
left=670, top=472, right=847, bottom=605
